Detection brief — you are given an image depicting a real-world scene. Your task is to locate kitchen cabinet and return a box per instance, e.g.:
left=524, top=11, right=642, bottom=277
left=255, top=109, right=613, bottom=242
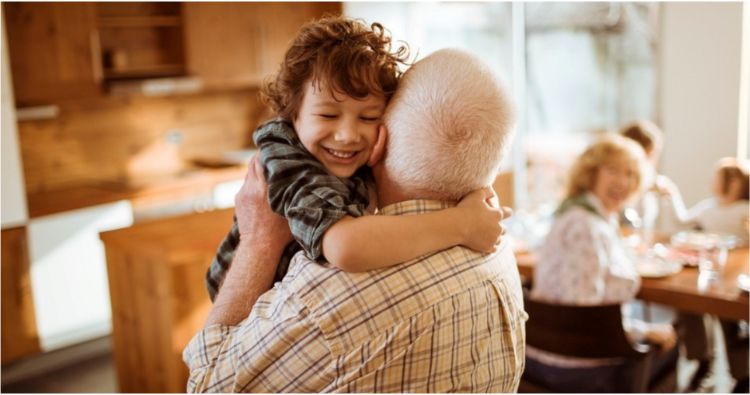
left=27, top=201, right=133, bottom=351
left=3, top=2, right=102, bottom=106
left=1, top=227, right=41, bottom=365
left=102, top=208, right=233, bottom=393
left=183, top=2, right=341, bottom=90
left=96, top=2, right=187, bottom=81
left=4, top=2, right=342, bottom=103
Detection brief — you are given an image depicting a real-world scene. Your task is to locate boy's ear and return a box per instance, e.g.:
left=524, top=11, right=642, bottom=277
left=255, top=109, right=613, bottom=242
left=368, top=124, right=388, bottom=166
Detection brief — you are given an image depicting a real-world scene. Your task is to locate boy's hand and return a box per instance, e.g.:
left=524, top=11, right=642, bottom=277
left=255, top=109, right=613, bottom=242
left=235, top=156, right=293, bottom=250
left=456, top=187, right=512, bottom=253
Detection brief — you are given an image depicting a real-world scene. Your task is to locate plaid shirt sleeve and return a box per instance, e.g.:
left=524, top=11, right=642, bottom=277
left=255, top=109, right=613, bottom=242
left=254, top=120, right=370, bottom=259
left=183, top=284, right=335, bottom=393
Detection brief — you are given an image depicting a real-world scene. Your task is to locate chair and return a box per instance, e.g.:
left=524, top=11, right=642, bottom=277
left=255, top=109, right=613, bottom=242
left=492, top=171, right=514, bottom=209
left=519, top=294, right=678, bottom=393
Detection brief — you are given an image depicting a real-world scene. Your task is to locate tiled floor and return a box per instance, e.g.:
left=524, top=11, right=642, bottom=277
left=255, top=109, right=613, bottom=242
left=2, top=353, right=117, bottom=393
left=0, top=328, right=739, bottom=393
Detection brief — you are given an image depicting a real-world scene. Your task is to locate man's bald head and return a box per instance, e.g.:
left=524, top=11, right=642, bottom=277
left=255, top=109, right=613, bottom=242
left=383, top=48, right=515, bottom=201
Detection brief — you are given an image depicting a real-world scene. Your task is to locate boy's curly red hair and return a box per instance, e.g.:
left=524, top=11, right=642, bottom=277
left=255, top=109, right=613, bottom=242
left=261, top=16, right=409, bottom=121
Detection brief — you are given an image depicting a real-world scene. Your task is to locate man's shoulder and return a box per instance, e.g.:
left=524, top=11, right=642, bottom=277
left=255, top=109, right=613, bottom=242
left=278, top=244, right=519, bottom=354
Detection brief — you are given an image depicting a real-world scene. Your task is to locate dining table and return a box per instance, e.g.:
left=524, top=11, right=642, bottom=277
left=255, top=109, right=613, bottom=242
left=516, top=247, right=749, bottom=321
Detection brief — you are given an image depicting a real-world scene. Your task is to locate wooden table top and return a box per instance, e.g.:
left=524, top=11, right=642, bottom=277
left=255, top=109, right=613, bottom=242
left=517, top=248, right=749, bottom=321
left=27, top=165, right=246, bottom=218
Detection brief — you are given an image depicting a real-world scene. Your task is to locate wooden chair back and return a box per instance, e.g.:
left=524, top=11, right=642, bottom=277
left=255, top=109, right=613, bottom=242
left=524, top=295, right=649, bottom=359
left=492, top=171, right=514, bottom=209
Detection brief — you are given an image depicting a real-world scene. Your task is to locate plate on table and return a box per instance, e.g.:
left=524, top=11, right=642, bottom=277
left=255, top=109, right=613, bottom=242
left=738, top=274, right=750, bottom=293
left=670, top=231, right=740, bottom=250
left=636, top=259, right=683, bottom=278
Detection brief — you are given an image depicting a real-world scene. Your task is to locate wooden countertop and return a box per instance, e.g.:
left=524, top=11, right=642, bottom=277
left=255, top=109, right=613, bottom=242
left=27, top=165, right=247, bottom=218
left=100, top=208, right=234, bottom=260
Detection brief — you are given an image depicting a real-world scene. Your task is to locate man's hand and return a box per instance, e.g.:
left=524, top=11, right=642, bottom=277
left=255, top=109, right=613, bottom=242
left=235, top=156, right=293, bottom=247
left=205, top=156, right=292, bottom=326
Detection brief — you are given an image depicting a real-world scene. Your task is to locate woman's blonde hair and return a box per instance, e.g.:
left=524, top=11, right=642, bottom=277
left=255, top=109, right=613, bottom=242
left=565, top=134, right=651, bottom=200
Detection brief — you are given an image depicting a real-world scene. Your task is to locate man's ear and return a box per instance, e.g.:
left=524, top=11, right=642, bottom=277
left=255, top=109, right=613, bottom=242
left=368, top=124, right=388, bottom=166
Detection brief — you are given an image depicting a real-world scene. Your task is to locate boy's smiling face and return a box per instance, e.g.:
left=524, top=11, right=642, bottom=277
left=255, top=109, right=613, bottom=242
left=293, top=80, right=386, bottom=178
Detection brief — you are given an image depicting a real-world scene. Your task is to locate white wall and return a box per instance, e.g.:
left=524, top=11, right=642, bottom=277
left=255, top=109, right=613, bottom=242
left=1, top=16, right=29, bottom=228
left=659, top=3, right=744, bottom=206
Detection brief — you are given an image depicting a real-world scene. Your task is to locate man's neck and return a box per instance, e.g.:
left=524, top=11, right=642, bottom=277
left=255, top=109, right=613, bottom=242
left=373, top=164, right=436, bottom=208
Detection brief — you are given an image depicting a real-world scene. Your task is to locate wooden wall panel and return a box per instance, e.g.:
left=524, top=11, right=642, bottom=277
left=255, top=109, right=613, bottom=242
left=1, top=227, right=42, bottom=364
left=18, top=90, right=270, bottom=195
left=184, top=2, right=342, bottom=90
left=3, top=2, right=102, bottom=105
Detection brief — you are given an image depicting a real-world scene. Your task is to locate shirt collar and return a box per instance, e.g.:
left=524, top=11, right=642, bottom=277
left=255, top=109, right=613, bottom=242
left=584, top=192, right=619, bottom=225
left=378, top=200, right=457, bottom=216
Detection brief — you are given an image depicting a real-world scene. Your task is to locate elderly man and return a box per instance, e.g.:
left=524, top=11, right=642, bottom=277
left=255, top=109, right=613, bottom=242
left=183, top=48, right=526, bottom=392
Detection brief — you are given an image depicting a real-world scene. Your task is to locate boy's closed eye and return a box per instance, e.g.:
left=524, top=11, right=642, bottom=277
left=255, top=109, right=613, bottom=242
left=317, top=114, right=338, bottom=119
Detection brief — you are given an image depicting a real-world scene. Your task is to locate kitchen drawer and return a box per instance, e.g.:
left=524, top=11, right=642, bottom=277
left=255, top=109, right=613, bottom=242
left=27, top=201, right=133, bottom=351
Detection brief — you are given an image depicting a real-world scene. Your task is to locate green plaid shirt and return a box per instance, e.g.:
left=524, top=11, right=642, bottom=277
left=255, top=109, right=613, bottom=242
left=206, top=119, right=371, bottom=301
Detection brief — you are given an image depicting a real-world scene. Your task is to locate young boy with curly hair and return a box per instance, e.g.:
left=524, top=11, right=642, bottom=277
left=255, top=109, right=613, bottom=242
left=206, top=16, right=510, bottom=300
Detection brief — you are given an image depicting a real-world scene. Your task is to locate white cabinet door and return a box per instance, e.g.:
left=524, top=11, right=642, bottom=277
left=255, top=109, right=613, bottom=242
left=212, top=179, right=244, bottom=209
left=1, top=22, right=28, bottom=228
left=27, top=201, right=133, bottom=351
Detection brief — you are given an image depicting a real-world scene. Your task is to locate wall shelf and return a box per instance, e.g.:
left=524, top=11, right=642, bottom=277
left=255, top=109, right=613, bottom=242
left=98, top=16, right=182, bottom=28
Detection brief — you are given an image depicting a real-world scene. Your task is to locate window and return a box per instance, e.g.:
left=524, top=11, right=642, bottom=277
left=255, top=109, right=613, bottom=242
left=345, top=2, right=659, bottom=211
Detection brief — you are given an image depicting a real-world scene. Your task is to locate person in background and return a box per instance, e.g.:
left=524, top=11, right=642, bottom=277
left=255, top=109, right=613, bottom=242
left=528, top=134, right=678, bottom=392
left=622, top=120, right=748, bottom=391
left=205, top=16, right=510, bottom=302
left=183, top=48, right=526, bottom=392
left=669, top=157, right=749, bottom=242
left=660, top=157, right=749, bottom=392
left=619, top=120, right=682, bottom=237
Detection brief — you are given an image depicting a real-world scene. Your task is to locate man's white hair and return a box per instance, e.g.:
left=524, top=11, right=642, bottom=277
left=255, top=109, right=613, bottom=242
left=383, top=48, right=515, bottom=201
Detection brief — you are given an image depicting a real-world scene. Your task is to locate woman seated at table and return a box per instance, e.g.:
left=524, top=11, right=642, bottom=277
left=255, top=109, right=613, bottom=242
left=527, top=134, right=678, bottom=392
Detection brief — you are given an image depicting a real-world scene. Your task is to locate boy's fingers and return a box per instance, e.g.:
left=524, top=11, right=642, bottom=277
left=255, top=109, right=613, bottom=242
left=500, top=206, right=513, bottom=220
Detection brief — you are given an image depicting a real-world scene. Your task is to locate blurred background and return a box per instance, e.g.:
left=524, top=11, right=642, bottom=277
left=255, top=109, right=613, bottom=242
left=1, top=1, right=748, bottom=393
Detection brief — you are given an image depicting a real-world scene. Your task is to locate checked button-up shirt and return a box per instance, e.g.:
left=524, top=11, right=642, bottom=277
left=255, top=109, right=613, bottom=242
left=184, top=200, right=528, bottom=393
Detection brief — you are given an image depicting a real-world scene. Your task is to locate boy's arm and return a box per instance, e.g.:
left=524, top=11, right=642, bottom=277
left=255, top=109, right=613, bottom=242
left=322, top=188, right=510, bottom=272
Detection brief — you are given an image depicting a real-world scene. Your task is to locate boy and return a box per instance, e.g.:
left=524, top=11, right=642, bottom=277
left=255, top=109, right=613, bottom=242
left=207, top=17, right=510, bottom=300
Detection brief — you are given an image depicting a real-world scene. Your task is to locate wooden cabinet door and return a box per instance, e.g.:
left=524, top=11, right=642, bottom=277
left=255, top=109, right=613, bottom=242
left=183, top=3, right=265, bottom=89
left=3, top=2, right=102, bottom=106
left=183, top=2, right=341, bottom=90
left=1, top=227, right=41, bottom=365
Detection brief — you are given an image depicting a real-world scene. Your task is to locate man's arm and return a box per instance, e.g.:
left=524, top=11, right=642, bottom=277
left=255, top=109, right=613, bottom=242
left=184, top=159, right=336, bottom=393
left=205, top=156, right=292, bottom=325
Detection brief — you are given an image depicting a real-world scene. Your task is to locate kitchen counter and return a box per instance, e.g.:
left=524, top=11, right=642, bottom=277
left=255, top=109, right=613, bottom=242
left=101, top=207, right=234, bottom=393
left=26, top=165, right=247, bottom=218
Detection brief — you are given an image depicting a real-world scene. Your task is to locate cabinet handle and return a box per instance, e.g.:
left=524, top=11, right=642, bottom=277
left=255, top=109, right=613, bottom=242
left=89, top=30, right=103, bottom=83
